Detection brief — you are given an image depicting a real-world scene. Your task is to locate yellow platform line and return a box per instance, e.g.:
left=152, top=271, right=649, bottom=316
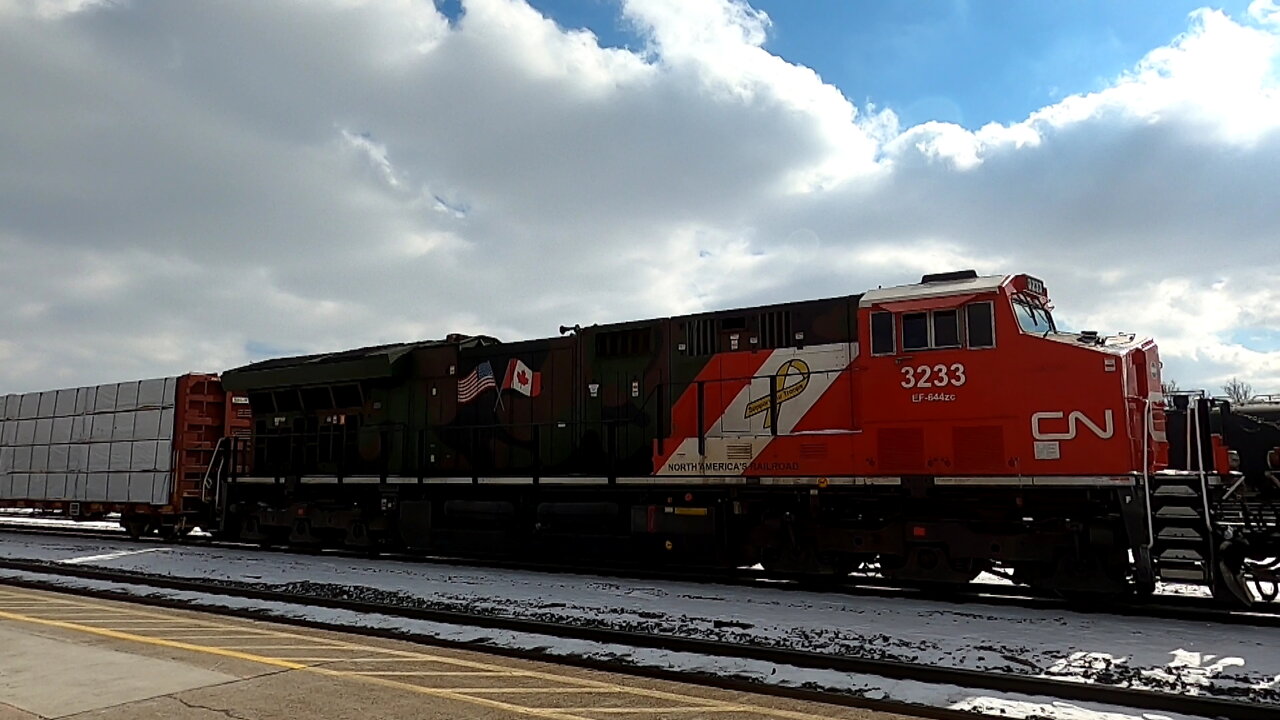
left=457, top=688, right=623, bottom=694
left=154, top=632, right=287, bottom=639
left=0, top=608, right=310, bottom=669
left=0, top=608, right=595, bottom=720
left=560, top=708, right=756, bottom=714
left=251, top=656, right=387, bottom=663
left=0, top=587, right=841, bottom=720
left=1, top=603, right=125, bottom=609
left=0, top=604, right=115, bottom=611
left=211, top=644, right=358, bottom=650
left=92, top=619, right=205, bottom=626
left=340, top=656, right=458, bottom=662
left=343, top=670, right=523, bottom=676
left=17, top=614, right=129, bottom=622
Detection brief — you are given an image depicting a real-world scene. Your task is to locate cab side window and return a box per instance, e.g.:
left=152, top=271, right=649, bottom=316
left=903, top=311, right=961, bottom=350
left=932, top=309, right=960, bottom=348
left=966, top=302, right=995, bottom=348
left=902, top=313, right=930, bottom=351
left=873, top=300, right=995, bottom=355
left=871, top=312, right=895, bottom=355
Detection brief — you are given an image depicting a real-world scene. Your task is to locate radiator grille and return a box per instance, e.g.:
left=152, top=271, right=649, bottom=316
left=877, top=428, right=924, bottom=473
left=953, top=426, right=1005, bottom=473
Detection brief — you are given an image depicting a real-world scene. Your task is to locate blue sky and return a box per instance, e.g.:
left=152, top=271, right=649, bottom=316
left=449, top=0, right=1254, bottom=128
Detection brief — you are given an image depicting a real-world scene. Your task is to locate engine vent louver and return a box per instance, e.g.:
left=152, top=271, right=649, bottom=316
left=877, top=428, right=924, bottom=473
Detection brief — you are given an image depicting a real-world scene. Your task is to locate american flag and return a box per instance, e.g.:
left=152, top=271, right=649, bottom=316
left=457, top=361, right=496, bottom=403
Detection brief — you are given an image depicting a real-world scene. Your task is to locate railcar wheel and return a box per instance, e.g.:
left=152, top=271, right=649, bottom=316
left=122, top=518, right=149, bottom=540
left=157, top=524, right=192, bottom=542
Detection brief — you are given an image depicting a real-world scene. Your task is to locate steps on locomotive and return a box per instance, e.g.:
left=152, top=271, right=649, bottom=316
left=1149, top=471, right=1215, bottom=583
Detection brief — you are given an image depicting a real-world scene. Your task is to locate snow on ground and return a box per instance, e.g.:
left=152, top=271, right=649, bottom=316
left=0, top=513, right=211, bottom=536
left=0, top=530, right=1276, bottom=707
left=0, top=567, right=1216, bottom=720
left=0, top=512, right=124, bottom=533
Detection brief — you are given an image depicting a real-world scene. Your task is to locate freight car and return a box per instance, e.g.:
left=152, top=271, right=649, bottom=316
left=211, top=270, right=1236, bottom=598
left=0, top=374, right=248, bottom=537
left=1163, top=394, right=1280, bottom=602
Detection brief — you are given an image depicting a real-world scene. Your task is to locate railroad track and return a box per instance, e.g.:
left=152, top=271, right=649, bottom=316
left=0, top=557, right=1273, bottom=720
left=4, top=518, right=1280, bottom=632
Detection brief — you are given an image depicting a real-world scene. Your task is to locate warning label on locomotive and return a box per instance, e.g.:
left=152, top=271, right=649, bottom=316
left=664, top=460, right=801, bottom=474
left=1034, top=441, right=1061, bottom=460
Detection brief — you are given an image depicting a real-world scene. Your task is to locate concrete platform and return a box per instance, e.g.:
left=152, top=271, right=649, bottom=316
left=0, top=583, right=927, bottom=720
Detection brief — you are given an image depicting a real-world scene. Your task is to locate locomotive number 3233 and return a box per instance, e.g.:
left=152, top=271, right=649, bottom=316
left=900, top=363, right=967, bottom=388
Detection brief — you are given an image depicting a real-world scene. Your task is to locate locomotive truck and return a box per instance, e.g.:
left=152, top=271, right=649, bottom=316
left=2, top=271, right=1277, bottom=603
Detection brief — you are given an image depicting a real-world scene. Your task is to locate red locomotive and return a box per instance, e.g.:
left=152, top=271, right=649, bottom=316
left=3, top=270, right=1277, bottom=603
left=654, top=271, right=1169, bottom=483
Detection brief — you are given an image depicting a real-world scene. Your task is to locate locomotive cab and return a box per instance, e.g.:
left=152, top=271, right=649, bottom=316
left=857, top=270, right=1162, bottom=481
left=854, top=270, right=1170, bottom=592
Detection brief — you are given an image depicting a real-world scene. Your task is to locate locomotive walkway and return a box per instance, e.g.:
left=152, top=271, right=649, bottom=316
left=0, top=585, right=921, bottom=720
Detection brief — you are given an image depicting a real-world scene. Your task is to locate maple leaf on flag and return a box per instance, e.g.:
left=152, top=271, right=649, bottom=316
left=502, top=358, right=542, bottom=397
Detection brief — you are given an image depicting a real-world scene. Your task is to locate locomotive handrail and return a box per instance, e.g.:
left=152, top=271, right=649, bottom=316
left=1142, top=396, right=1154, bottom=550
left=244, top=422, right=410, bottom=482
left=199, top=436, right=228, bottom=503
left=1191, top=399, right=1215, bottom=564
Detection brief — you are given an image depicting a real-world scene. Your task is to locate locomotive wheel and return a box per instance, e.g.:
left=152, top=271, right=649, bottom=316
left=345, top=521, right=381, bottom=556
left=759, top=547, right=850, bottom=577
left=880, top=547, right=983, bottom=586
left=240, top=515, right=277, bottom=547
left=1020, top=549, right=1132, bottom=598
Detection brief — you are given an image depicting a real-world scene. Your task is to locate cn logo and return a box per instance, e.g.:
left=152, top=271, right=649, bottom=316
left=1031, top=410, right=1114, bottom=441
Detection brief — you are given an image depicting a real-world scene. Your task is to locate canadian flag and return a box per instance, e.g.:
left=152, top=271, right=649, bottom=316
left=503, top=358, right=542, bottom=397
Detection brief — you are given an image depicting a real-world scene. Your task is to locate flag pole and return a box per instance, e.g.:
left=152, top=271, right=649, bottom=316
left=493, top=360, right=506, bottom=412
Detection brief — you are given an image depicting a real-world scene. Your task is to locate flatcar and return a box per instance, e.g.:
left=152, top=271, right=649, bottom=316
left=0, top=374, right=248, bottom=537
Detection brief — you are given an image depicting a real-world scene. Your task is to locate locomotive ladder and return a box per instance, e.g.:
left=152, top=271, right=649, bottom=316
left=1150, top=395, right=1216, bottom=585
left=1149, top=472, right=1214, bottom=583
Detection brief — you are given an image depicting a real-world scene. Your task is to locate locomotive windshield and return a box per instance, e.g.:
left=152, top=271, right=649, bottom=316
left=1013, top=295, right=1056, bottom=334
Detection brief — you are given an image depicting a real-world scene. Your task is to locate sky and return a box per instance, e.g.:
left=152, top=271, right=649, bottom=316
left=0, top=0, right=1278, bottom=395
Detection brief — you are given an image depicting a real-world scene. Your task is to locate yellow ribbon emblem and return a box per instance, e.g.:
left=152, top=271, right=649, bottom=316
left=744, top=358, right=811, bottom=429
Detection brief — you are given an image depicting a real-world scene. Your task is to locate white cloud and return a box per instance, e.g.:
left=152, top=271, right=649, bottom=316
left=0, top=0, right=1277, bottom=396
left=1250, top=0, right=1280, bottom=26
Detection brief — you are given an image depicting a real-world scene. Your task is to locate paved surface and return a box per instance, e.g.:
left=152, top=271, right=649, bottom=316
left=0, top=584, right=926, bottom=720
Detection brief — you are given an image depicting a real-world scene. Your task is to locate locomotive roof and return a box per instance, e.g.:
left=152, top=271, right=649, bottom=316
left=222, top=336, right=496, bottom=391
left=576, top=293, right=864, bottom=335
left=859, top=274, right=1007, bottom=307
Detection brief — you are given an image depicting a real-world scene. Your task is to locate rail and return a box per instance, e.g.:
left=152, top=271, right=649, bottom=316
left=2, top=521, right=1280, bottom=627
